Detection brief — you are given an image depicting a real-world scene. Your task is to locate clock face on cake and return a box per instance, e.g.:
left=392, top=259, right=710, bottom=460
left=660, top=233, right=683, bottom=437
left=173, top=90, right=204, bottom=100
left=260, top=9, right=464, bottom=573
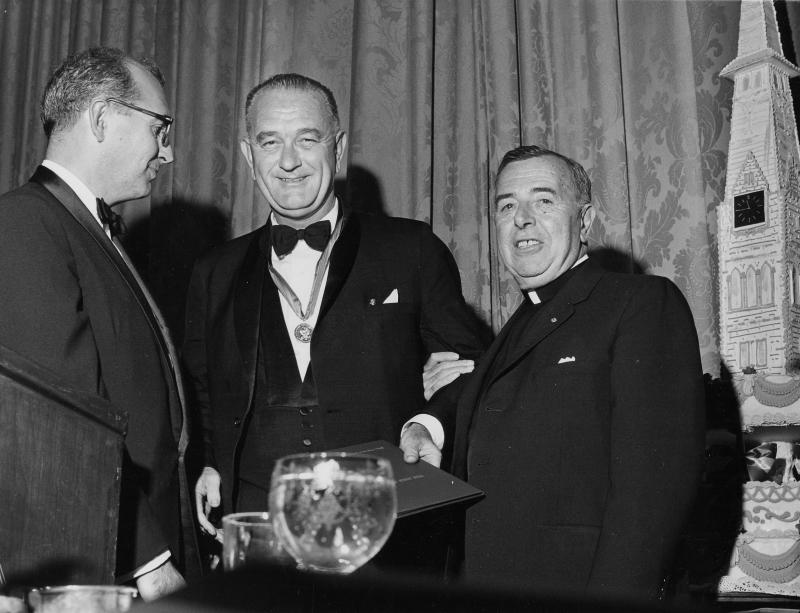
left=734, top=190, right=766, bottom=227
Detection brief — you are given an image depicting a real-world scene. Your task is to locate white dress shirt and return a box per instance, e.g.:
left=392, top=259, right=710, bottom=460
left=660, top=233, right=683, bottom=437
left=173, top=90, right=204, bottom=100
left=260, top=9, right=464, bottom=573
left=270, top=202, right=339, bottom=380
left=41, top=159, right=104, bottom=228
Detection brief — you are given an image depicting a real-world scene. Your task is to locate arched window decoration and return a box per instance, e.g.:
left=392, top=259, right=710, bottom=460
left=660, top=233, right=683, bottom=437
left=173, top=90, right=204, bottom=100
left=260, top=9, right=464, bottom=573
left=746, top=266, right=758, bottom=307
left=795, top=265, right=800, bottom=305
left=740, top=342, right=750, bottom=369
left=757, top=339, right=767, bottom=367
left=755, top=71, right=762, bottom=88
left=730, top=268, right=743, bottom=310
left=791, top=265, right=797, bottom=306
left=743, top=75, right=750, bottom=91
left=761, top=262, right=773, bottom=305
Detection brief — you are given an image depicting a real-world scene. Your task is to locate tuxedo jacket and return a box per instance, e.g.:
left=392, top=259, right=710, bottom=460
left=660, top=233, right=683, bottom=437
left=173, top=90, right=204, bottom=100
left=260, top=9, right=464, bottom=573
left=0, top=167, right=186, bottom=574
left=182, top=211, right=489, bottom=511
left=438, top=260, right=705, bottom=601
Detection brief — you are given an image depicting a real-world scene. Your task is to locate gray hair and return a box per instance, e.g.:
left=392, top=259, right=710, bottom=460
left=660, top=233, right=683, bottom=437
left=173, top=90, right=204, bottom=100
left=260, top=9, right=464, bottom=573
left=41, top=46, right=165, bottom=138
left=496, top=145, right=592, bottom=205
left=244, top=73, right=339, bottom=136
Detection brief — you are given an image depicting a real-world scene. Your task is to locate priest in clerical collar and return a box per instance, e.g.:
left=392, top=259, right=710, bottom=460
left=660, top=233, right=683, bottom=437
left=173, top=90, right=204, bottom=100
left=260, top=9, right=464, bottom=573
left=402, top=145, right=705, bottom=603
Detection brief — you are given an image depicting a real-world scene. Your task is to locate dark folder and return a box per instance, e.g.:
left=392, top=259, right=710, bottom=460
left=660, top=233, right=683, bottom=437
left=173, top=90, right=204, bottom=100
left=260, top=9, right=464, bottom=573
left=330, top=439, right=484, bottom=518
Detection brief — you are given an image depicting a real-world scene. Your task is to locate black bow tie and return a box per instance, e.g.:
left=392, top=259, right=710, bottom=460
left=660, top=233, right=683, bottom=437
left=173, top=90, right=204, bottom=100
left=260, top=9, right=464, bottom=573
left=96, top=198, right=123, bottom=237
left=271, top=220, right=331, bottom=257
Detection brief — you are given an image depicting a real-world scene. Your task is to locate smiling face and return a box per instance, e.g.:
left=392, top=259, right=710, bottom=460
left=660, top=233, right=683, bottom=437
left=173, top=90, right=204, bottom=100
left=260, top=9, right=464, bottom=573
left=240, top=87, right=346, bottom=227
left=103, top=62, right=174, bottom=203
left=494, top=155, right=594, bottom=290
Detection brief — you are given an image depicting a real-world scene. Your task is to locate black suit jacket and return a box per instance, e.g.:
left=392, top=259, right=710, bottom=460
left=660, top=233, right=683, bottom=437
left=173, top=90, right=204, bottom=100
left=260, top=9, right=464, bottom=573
left=0, top=167, right=186, bottom=573
left=437, top=260, right=705, bottom=601
left=183, top=211, right=489, bottom=511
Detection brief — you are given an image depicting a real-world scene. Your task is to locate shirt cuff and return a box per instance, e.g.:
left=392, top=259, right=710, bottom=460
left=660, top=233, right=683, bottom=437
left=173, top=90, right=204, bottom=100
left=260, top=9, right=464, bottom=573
left=402, top=414, right=444, bottom=450
left=118, top=550, right=171, bottom=582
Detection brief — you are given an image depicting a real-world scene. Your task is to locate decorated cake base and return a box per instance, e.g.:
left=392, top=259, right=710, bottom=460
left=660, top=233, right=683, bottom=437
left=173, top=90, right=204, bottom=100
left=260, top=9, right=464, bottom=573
left=719, top=480, right=800, bottom=596
left=740, top=375, right=800, bottom=430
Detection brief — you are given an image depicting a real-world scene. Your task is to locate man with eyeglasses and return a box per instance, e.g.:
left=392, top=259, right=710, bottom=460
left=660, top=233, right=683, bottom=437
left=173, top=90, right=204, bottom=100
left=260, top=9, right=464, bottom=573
left=0, top=47, right=190, bottom=600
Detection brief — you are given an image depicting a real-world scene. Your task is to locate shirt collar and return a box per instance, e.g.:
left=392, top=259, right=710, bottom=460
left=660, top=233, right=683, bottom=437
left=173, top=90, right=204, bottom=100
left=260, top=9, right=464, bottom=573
left=527, top=254, right=589, bottom=304
left=41, top=159, right=103, bottom=227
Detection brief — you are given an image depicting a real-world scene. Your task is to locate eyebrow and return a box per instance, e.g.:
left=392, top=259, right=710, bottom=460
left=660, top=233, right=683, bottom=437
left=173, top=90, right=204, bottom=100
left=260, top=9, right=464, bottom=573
left=494, top=186, right=557, bottom=205
left=254, top=127, right=326, bottom=140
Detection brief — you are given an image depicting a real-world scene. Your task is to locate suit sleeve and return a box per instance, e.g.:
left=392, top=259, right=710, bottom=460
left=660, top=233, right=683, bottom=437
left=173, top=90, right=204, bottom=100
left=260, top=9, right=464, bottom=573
left=0, top=195, right=169, bottom=573
left=182, top=258, right=217, bottom=470
left=587, top=278, right=705, bottom=599
left=417, top=227, right=490, bottom=359
left=416, top=228, right=491, bottom=442
left=0, top=197, right=103, bottom=393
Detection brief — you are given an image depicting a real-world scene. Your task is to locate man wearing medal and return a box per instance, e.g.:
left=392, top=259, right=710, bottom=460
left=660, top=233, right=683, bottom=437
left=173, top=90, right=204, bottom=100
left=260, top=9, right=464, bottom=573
left=183, top=74, right=489, bottom=566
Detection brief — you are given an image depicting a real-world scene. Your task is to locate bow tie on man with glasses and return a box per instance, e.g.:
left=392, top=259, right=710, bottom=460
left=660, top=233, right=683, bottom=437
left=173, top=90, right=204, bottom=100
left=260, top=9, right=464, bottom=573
left=0, top=47, right=198, bottom=601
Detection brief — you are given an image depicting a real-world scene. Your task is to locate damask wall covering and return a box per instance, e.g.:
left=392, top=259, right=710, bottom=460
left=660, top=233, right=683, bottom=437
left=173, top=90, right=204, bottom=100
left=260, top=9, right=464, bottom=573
left=2, top=0, right=798, bottom=376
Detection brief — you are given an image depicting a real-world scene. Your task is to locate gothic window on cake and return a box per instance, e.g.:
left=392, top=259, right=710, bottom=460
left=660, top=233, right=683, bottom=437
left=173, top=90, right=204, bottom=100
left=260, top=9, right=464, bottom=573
left=746, top=266, right=758, bottom=307
left=793, top=266, right=800, bottom=304
left=760, top=262, right=774, bottom=305
left=729, top=269, right=743, bottom=310
left=790, top=265, right=797, bottom=305
left=793, top=264, right=800, bottom=305
left=740, top=342, right=750, bottom=369
left=756, top=339, right=767, bottom=367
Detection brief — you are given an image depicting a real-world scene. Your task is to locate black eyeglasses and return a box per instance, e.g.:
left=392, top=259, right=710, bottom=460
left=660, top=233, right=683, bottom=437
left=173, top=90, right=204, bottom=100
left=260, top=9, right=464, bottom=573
left=106, top=97, right=173, bottom=147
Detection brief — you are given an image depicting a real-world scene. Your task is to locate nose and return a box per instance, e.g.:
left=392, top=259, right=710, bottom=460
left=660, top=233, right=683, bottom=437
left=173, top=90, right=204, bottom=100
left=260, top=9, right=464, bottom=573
left=514, top=202, right=536, bottom=228
left=279, top=143, right=301, bottom=171
left=159, top=141, right=174, bottom=165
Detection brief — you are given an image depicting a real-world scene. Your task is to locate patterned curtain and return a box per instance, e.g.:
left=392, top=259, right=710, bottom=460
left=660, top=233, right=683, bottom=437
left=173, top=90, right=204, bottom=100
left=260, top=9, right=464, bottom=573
left=0, top=0, right=781, bottom=376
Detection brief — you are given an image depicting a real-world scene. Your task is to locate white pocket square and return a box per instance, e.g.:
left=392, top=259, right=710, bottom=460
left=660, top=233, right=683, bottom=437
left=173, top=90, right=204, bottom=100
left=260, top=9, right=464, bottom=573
left=382, top=288, right=399, bottom=304
left=557, top=356, right=576, bottom=364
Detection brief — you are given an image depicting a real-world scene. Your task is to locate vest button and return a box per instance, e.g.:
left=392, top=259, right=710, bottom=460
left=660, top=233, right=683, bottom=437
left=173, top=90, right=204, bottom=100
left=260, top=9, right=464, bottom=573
left=233, top=418, right=241, bottom=427
left=302, top=438, right=312, bottom=447
left=299, top=407, right=310, bottom=416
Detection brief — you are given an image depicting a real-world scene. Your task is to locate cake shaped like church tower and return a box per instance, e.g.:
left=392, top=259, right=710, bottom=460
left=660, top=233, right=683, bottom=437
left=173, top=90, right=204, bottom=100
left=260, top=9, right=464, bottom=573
left=718, top=0, right=800, bottom=377
left=717, top=0, right=800, bottom=596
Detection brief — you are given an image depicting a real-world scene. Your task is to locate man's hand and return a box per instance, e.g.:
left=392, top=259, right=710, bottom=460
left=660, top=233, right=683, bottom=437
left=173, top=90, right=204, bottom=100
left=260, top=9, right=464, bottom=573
left=195, top=466, right=222, bottom=542
left=423, top=351, right=474, bottom=400
left=136, top=560, right=185, bottom=601
left=400, top=422, right=441, bottom=468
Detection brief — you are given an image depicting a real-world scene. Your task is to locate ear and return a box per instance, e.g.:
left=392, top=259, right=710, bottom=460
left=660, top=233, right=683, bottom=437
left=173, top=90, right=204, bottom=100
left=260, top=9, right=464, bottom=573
left=88, top=99, right=110, bottom=142
left=579, top=203, right=595, bottom=243
left=334, top=130, right=348, bottom=174
left=240, top=138, right=255, bottom=180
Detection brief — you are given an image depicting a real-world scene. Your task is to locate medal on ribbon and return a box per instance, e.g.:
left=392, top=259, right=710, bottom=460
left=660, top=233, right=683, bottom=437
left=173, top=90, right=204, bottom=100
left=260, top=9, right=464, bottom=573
left=268, top=216, right=343, bottom=343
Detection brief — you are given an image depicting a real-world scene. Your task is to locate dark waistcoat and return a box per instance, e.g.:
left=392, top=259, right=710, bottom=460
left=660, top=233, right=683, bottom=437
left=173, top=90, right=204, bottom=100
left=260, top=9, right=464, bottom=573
left=237, top=275, right=325, bottom=494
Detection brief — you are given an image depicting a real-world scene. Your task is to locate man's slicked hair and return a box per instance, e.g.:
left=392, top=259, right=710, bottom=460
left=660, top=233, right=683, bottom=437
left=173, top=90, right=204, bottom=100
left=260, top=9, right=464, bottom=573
left=496, top=145, right=592, bottom=205
left=244, top=73, right=340, bottom=136
left=40, top=46, right=165, bottom=138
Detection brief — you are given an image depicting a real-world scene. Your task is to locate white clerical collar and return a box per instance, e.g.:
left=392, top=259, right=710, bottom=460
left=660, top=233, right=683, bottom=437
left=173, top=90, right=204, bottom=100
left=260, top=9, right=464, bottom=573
left=527, top=254, right=589, bottom=304
left=42, top=159, right=103, bottom=228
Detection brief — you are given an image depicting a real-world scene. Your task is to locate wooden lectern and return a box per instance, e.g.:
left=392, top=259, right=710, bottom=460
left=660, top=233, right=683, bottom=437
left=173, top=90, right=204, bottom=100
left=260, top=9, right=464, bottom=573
left=0, top=344, right=127, bottom=586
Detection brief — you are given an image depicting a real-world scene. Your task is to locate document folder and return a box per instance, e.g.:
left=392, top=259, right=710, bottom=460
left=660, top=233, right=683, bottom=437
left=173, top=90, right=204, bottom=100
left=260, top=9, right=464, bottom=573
left=330, top=439, right=484, bottom=518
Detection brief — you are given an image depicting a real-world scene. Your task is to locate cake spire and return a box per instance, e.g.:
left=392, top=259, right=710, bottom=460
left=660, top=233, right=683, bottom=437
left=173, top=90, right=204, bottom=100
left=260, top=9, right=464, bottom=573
left=721, top=0, right=799, bottom=79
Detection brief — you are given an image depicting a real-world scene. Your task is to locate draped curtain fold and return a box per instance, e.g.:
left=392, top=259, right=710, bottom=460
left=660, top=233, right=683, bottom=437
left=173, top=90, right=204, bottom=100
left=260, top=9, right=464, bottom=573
left=0, top=0, right=769, bottom=375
